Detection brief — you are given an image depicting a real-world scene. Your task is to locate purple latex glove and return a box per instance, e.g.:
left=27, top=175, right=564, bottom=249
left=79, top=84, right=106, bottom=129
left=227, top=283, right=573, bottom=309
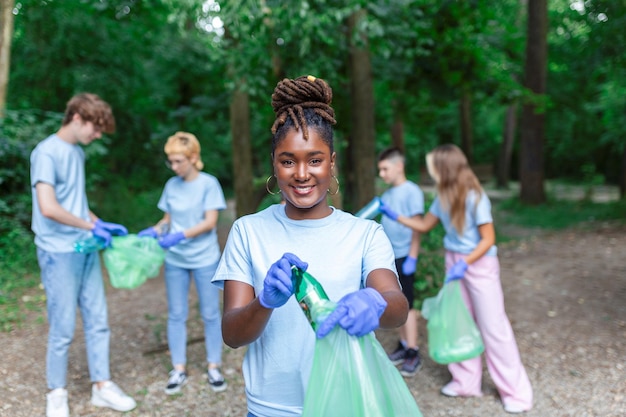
left=92, top=222, right=113, bottom=248
left=259, top=253, right=308, bottom=309
left=95, top=219, right=128, bottom=236
left=138, top=227, right=159, bottom=238
left=316, top=288, right=388, bottom=338
left=378, top=201, right=399, bottom=221
left=402, top=256, right=418, bottom=275
left=445, top=259, right=468, bottom=284
left=91, top=219, right=127, bottom=248
left=158, top=231, right=186, bottom=249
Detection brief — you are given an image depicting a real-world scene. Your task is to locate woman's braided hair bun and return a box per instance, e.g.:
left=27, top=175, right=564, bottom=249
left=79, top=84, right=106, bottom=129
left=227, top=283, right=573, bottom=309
left=271, top=75, right=336, bottom=140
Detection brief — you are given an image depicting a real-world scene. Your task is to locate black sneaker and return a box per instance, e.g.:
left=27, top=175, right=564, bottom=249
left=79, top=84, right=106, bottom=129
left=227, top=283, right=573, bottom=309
left=388, top=341, right=407, bottom=365
left=400, top=348, right=422, bottom=377
left=207, top=367, right=227, bottom=393
left=165, top=370, right=187, bottom=395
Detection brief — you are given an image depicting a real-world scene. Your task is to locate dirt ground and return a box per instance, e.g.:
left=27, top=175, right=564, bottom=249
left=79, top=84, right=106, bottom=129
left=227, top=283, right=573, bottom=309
left=1, top=218, right=625, bottom=417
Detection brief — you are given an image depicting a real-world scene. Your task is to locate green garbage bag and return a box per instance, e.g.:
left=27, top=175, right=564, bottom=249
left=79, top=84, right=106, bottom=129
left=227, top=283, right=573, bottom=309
left=103, top=235, right=165, bottom=289
left=421, top=280, right=485, bottom=364
left=303, top=324, right=423, bottom=417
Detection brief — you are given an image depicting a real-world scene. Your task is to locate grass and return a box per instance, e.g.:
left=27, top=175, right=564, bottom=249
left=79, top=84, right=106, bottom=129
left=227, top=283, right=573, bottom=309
left=496, top=196, right=626, bottom=230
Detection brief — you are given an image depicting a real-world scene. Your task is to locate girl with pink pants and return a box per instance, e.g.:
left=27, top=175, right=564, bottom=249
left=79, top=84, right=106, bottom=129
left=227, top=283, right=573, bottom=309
left=443, top=251, right=532, bottom=412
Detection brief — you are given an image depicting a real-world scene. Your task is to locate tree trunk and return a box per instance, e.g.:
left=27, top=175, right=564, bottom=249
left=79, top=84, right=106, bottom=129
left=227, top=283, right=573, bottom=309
left=0, top=0, right=15, bottom=117
left=496, top=102, right=518, bottom=188
left=229, top=82, right=256, bottom=217
left=497, top=0, right=526, bottom=189
left=619, top=146, right=626, bottom=200
left=347, top=9, right=376, bottom=210
left=459, top=88, right=474, bottom=164
left=519, top=0, right=547, bottom=204
left=391, top=116, right=404, bottom=152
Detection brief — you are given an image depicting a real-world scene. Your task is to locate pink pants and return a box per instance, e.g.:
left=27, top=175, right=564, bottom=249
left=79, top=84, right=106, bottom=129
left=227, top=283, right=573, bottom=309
left=444, top=251, right=533, bottom=410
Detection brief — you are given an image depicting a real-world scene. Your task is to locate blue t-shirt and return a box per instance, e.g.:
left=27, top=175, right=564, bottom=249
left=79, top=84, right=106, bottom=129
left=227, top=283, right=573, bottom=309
left=30, top=134, right=92, bottom=253
left=429, top=190, right=497, bottom=256
left=157, top=172, right=226, bottom=268
left=212, top=205, right=397, bottom=417
left=380, top=180, right=424, bottom=258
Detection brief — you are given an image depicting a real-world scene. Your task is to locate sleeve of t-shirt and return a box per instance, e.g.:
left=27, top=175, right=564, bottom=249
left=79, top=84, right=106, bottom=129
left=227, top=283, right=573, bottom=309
left=475, top=193, right=493, bottom=225
left=203, top=176, right=227, bottom=212
left=362, top=223, right=398, bottom=287
left=30, top=151, right=56, bottom=188
left=428, top=196, right=442, bottom=218
left=212, top=220, right=253, bottom=287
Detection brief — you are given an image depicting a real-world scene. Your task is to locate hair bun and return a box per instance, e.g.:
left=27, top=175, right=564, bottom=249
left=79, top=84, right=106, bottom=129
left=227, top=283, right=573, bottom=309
left=270, top=75, right=336, bottom=139
left=271, top=75, right=333, bottom=115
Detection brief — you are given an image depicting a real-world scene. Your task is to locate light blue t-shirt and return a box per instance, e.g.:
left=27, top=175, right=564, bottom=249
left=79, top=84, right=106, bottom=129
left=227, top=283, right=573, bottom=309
left=30, top=134, right=92, bottom=253
left=212, top=205, right=397, bottom=417
left=429, top=190, right=497, bottom=256
left=380, top=180, right=424, bottom=258
left=158, top=172, right=226, bottom=269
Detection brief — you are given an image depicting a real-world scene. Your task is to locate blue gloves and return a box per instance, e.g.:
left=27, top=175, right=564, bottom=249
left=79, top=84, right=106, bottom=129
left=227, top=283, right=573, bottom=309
left=158, top=231, right=186, bottom=249
left=259, top=253, right=308, bottom=309
left=445, top=259, right=468, bottom=284
left=402, top=256, right=418, bottom=275
left=92, top=219, right=128, bottom=247
left=316, top=288, right=387, bottom=338
left=378, top=201, right=399, bottom=221
left=138, top=227, right=159, bottom=238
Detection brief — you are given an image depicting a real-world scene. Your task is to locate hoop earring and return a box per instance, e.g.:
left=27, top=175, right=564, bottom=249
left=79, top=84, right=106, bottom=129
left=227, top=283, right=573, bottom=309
left=327, top=175, right=340, bottom=196
left=266, top=175, right=280, bottom=195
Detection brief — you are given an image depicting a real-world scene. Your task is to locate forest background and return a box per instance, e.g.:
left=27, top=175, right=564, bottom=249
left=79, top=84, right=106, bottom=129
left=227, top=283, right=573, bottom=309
left=0, top=0, right=625, bottom=329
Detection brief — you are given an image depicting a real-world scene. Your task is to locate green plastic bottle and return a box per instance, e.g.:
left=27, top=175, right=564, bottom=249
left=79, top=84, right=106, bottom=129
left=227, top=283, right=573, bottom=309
left=291, top=267, right=336, bottom=331
left=74, top=236, right=106, bottom=253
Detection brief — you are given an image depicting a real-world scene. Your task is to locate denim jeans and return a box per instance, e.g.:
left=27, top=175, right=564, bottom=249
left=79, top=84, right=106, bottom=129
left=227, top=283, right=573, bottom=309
left=164, top=262, right=223, bottom=366
left=37, top=249, right=110, bottom=389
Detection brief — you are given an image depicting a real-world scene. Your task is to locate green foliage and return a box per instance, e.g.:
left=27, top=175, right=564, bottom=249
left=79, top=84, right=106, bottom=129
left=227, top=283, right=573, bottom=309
left=88, top=184, right=165, bottom=233
left=0, top=201, right=40, bottom=332
left=497, top=197, right=626, bottom=230
left=0, top=109, right=63, bottom=195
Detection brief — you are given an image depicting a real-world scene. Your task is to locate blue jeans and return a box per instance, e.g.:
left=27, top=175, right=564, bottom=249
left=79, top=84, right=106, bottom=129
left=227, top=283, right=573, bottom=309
left=37, top=249, right=110, bottom=389
left=165, top=262, right=223, bottom=367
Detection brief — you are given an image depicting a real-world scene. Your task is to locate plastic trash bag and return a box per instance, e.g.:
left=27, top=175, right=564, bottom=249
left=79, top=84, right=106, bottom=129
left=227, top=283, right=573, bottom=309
left=103, top=234, right=165, bottom=289
left=303, top=324, right=423, bottom=417
left=421, top=280, right=485, bottom=364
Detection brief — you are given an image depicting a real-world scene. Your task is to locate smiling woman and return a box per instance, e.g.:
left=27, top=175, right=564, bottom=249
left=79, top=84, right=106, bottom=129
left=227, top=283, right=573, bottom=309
left=212, top=75, right=409, bottom=417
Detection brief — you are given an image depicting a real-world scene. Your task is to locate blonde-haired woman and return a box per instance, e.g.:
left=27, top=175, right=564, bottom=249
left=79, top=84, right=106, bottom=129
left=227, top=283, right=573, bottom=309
left=139, top=131, right=228, bottom=394
left=379, top=144, right=533, bottom=414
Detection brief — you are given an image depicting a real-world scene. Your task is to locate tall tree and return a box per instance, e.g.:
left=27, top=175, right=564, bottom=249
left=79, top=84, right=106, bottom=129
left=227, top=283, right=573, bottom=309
left=0, top=0, right=15, bottom=117
left=229, top=80, right=257, bottom=217
left=496, top=0, right=526, bottom=189
left=519, top=0, right=547, bottom=204
left=347, top=8, right=376, bottom=209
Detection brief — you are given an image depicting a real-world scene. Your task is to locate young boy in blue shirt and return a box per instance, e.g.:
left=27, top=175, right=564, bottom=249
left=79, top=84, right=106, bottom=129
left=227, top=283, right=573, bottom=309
left=378, top=147, right=425, bottom=377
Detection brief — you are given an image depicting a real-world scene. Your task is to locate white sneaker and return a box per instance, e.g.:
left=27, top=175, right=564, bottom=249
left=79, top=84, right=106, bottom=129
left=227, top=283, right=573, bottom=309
left=504, top=403, right=529, bottom=414
left=207, top=367, right=227, bottom=393
left=91, top=381, right=137, bottom=412
left=46, top=388, right=69, bottom=417
left=440, top=384, right=459, bottom=397
left=164, top=369, right=187, bottom=395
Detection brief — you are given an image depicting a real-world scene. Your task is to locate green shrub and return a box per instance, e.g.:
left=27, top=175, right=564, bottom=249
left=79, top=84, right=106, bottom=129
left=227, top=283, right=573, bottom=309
left=0, top=204, right=40, bottom=332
